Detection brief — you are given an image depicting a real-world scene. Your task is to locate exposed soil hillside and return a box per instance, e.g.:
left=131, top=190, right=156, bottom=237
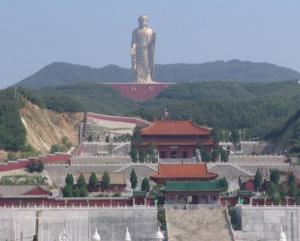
left=20, top=101, right=83, bottom=153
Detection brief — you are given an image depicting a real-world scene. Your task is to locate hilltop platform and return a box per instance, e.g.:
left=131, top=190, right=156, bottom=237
left=103, top=83, right=173, bottom=101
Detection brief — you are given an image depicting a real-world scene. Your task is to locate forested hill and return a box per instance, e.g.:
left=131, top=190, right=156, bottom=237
left=1, top=80, right=300, bottom=156
left=17, top=60, right=300, bottom=89
left=131, top=80, right=300, bottom=139
left=267, top=109, right=300, bottom=157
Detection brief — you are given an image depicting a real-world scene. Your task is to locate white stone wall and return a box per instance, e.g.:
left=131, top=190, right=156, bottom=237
left=238, top=206, right=300, bottom=241
left=0, top=207, right=158, bottom=241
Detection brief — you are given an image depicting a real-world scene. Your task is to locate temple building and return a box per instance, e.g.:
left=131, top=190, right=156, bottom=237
left=150, top=163, right=218, bottom=185
left=151, top=163, right=226, bottom=204
left=140, top=120, right=215, bottom=159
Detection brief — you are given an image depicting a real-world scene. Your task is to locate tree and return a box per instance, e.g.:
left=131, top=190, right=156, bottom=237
left=65, top=174, right=74, bottom=186
left=62, top=184, right=73, bottom=197
left=218, top=177, right=228, bottom=191
left=130, top=168, right=138, bottom=189
left=138, top=149, right=146, bottom=163
left=270, top=170, right=280, bottom=185
left=289, top=180, right=298, bottom=198
left=101, top=170, right=110, bottom=190
left=230, top=129, right=240, bottom=152
left=201, top=150, right=212, bottom=162
left=79, top=186, right=88, bottom=197
left=73, top=187, right=80, bottom=197
left=7, top=152, right=17, bottom=161
left=129, top=145, right=138, bottom=162
left=211, top=148, right=219, bottom=162
left=49, top=144, right=61, bottom=153
left=220, top=149, right=229, bottom=162
left=36, top=162, right=44, bottom=172
left=147, top=143, right=157, bottom=163
left=267, top=182, right=279, bottom=199
left=254, top=169, right=262, bottom=191
left=77, top=174, right=86, bottom=188
left=141, top=177, right=150, bottom=192
left=288, top=172, right=295, bottom=187
left=89, top=172, right=98, bottom=191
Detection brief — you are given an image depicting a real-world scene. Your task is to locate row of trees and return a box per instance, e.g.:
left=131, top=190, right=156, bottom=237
left=253, top=169, right=300, bottom=204
left=62, top=171, right=111, bottom=197
left=197, top=143, right=229, bottom=162
left=129, top=127, right=157, bottom=163
left=130, top=168, right=150, bottom=192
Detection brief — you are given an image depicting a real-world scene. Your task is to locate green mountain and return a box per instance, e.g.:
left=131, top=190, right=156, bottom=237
left=17, top=60, right=300, bottom=89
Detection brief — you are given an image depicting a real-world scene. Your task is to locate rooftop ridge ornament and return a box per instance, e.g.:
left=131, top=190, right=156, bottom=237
left=125, top=227, right=131, bottom=241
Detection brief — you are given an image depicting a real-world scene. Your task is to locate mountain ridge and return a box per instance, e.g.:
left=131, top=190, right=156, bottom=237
left=17, top=60, right=300, bottom=89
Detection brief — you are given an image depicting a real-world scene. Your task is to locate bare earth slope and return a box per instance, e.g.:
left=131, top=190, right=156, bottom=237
left=20, top=101, right=83, bottom=153
left=166, top=207, right=233, bottom=241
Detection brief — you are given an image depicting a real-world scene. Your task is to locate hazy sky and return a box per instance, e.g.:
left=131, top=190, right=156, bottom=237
left=1, top=0, right=300, bottom=88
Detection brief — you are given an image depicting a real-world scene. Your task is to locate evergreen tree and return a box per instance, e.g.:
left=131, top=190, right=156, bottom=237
left=89, top=172, right=98, bottom=191
left=220, top=149, right=229, bottom=162
left=254, top=168, right=262, bottom=191
left=65, top=174, right=74, bottom=186
left=230, top=129, right=240, bottom=152
left=147, top=143, right=157, bottom=163
left=141, top=177, right=150, bottom=192
left=73, top=187, right=80, bottom=197
left=101, top=170, right=110, bottom=190
left=130, top=168, right=138, bottom=189
left=201, top=150, right=212, bottom=162
left=77, top=174, right=86, bottom=188
left=289, top=180, right=298, bottom=197
left=267, top=182, right=279, bottom=199
left=211, top=148, right=219, bottom=162
left=288, top=172, right=295, bottom=186
left=79, top=186, right=88, bottom=197
left=62, top=184, right=73, bottom=197
left=129, top=145, right=138, bottom=162
left=270, top=170, right=280, bottom=185
left=138, top=149, right=146, bottom=163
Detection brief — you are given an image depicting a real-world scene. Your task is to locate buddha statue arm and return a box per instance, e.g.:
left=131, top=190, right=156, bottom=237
left=149, top=32, right=156, bottom=79
left=131, top=31, right=137, bottom=79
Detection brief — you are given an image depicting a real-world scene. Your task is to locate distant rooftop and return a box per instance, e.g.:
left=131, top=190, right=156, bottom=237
left=141, top=120, right=212, bottom=136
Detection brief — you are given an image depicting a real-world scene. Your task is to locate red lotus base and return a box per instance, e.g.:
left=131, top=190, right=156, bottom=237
left=103, top=83, right=172, bottom=101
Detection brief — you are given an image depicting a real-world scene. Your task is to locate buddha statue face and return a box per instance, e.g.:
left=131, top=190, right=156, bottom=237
left=138, top=15, right=148, bottom=28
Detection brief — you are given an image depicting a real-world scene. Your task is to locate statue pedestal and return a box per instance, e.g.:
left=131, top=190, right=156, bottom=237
left=103, top=83, right=172, bottom=101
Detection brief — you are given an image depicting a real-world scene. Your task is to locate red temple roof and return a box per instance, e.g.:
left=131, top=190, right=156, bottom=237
left=141, top=120, right=212, bottom=136
left=142, top=140, right=215, bottom=146
left=151, top=163, right=218, bottom=181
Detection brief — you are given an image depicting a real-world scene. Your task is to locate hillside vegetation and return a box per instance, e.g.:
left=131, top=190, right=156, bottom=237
left=17, top=60, right=300, bottom=89
left=0, top=89, right=26, bottom=151
left=132, top=80, right=300, bottom=138
left=28, top=83, right=135, bottom=115
left=1, top=79, right=300, bottom=156
left=267, top=109, right=300, bottom=156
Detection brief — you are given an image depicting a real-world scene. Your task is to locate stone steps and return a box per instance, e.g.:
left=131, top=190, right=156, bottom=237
left=166, top=207, right=233, bottom=241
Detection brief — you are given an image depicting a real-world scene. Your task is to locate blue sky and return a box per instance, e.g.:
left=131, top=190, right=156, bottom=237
left=1, top=0, right=300, bottom=88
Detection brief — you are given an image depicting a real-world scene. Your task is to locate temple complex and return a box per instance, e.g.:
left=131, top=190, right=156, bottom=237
left=140, top=120, right=215, bottom=159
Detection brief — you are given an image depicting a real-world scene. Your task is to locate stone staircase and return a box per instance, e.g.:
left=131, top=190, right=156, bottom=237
left=166, top=207, right=233, bottom=241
